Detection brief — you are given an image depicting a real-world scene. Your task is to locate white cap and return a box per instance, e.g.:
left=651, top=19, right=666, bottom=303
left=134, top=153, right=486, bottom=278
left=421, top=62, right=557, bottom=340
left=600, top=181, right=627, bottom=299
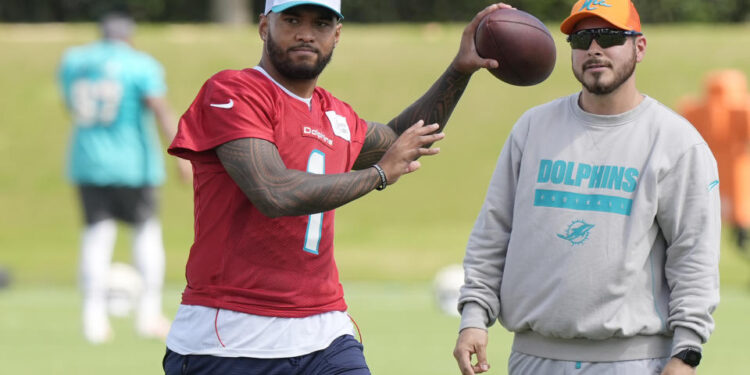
left=265, top=0, right=343, bottom=19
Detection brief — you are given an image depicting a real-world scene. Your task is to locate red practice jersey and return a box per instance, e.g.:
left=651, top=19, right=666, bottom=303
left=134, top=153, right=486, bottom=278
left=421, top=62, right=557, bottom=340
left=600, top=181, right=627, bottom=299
left=169, top=68, right=368, bottom=317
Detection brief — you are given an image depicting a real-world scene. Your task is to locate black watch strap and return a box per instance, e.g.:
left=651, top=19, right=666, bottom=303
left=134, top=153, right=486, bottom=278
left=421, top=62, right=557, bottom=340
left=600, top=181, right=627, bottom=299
left=673, top=348, right=702, bottom=367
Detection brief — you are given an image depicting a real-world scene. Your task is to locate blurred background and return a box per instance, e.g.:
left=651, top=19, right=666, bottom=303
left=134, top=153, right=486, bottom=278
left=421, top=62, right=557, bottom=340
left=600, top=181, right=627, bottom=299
left=1, top=0, right=749, bottom=374
left=3, top=0, right=750, bottom=23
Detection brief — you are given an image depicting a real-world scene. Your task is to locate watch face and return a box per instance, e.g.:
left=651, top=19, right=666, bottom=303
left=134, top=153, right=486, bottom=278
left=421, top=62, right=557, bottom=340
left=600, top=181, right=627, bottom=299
left=685, top=350, right=701, bottom=364
left=677, top=349, right=702, bottom=367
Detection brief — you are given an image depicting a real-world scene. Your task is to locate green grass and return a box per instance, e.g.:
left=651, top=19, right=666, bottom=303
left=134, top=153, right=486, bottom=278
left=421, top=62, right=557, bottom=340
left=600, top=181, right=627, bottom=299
left=1, top=21, right=750, bottom=374
left=1, top=283, right=749, bottom=374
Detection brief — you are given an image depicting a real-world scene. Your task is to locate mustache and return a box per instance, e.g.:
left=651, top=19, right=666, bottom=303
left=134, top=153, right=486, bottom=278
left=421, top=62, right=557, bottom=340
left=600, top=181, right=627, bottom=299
left=288, top=43, right=320, bottom=54
left=583, top=59, right=612, bottom=70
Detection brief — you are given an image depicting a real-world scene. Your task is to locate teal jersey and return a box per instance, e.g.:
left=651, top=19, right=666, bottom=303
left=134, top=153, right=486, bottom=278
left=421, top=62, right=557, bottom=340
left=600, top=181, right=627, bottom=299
left=59, top=40, right=166, bottom=186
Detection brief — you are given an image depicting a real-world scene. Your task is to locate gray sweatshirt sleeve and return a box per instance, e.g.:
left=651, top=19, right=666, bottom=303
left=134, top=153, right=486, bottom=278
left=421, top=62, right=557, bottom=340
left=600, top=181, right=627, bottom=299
left=657, top=143, right=721, bottom=355
left=458, top=131, right=523, bottom=331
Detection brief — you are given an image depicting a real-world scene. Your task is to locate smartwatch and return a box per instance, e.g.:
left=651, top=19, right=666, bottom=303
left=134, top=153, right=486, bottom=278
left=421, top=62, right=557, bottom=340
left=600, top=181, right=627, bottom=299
left=673, top=348, right=702, bottom=367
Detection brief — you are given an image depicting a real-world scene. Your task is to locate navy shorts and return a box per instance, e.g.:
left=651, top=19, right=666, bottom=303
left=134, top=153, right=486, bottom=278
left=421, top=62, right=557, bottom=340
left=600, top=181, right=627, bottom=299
left=163, top=334, right=370, bottom=375
left=77, top=185, right=157, bottom=225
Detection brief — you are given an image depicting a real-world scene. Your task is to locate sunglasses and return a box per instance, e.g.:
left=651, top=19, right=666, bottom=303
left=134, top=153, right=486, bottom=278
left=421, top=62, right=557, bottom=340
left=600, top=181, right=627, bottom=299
left=567, top=28, right=642, bottom=50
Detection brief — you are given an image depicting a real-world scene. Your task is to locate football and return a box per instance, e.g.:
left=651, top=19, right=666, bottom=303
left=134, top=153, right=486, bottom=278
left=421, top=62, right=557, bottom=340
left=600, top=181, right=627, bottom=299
left=474, top=8, right=556, bottom=86
left=432, top=264, right=465, bottom=317
left=106, top=262, right=144, bottom=317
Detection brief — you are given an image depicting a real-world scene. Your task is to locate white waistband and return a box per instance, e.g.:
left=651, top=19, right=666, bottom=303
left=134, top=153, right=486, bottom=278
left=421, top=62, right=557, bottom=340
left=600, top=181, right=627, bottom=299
left=512, top=331, right=672, bottom=362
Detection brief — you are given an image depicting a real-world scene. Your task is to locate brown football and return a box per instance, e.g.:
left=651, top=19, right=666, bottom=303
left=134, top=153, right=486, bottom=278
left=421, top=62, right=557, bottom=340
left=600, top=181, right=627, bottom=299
left=475, top=8, right=556, bottom=86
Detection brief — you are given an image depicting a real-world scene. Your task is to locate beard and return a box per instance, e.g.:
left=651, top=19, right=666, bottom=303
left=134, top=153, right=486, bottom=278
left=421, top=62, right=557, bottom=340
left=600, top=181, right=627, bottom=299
left=573, top=44, right=637, bottom=95
left=266, top=31, right=334, bottom=80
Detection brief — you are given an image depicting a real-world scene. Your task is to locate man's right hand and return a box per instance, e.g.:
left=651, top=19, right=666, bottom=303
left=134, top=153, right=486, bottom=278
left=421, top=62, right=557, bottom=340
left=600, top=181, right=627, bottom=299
left=453, top=328, right=490, bottom=375
left=376, top=120, right=444, bottom=186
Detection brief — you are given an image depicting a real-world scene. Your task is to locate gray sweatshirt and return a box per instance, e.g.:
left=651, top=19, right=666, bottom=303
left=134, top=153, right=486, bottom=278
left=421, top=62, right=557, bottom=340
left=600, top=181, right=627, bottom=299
left=458, top=94, right=720, bottom=361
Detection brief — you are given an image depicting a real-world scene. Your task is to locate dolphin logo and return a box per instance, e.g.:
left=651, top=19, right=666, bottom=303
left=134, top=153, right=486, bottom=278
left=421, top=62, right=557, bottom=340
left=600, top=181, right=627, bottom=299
left=579, top=0, right=612, bottom=11
left=558, top=220, right=595, bottom=245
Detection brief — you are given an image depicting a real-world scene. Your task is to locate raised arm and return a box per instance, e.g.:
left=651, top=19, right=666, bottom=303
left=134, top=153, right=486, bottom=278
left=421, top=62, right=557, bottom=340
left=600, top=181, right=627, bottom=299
left=386, top=66, right=473, bottom=137
left=352, top=66, right=473, bottom=170
left=216, top=120, right=444, bottom=218
left=352, top=3, right=510, bottom=171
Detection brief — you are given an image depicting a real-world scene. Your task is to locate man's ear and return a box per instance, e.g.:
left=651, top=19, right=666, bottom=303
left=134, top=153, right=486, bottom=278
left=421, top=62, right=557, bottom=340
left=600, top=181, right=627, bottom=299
left=334, top=22, right=342, bottom=46
left=259, top=14, right=269, bottom=41
left=635, top=35, right=647, bottom=63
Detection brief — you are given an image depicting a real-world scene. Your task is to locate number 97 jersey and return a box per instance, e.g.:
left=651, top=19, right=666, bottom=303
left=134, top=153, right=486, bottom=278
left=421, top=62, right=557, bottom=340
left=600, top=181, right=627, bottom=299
left=59, top=40, right=167, bottom=186
left=168, top=67, right=368, bottom=318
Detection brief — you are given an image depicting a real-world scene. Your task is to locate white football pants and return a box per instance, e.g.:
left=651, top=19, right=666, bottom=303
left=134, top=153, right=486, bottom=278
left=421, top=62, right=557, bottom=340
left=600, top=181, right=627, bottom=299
left=79, top=217, right=165, bottom=342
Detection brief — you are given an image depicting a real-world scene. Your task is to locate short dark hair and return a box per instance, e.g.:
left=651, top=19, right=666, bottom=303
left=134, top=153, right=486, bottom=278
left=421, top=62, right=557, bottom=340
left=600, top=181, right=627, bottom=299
left=99, top=10, right=135, bottom=40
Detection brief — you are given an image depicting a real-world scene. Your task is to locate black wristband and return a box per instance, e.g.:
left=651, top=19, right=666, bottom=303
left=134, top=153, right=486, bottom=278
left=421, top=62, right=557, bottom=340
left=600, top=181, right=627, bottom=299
left=372, top=164, right=387, bottom=191
left=673, top=348, right=701, bottom=367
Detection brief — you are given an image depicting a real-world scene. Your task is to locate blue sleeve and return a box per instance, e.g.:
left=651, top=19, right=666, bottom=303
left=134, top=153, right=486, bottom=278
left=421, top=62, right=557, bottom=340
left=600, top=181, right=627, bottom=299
left=137, top=54, right=167, bottom=98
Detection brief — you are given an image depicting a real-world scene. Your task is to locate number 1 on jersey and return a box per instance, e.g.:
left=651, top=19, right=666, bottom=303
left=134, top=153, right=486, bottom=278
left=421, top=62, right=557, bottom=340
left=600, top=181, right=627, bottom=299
left=304, top=150, right=325, bottom=254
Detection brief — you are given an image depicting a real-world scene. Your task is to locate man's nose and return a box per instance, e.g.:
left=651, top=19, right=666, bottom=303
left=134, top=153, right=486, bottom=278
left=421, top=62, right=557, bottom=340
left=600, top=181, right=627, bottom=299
left=295, top=25, right=315, bottom=43
left=587, top=39, right=604, bottom=55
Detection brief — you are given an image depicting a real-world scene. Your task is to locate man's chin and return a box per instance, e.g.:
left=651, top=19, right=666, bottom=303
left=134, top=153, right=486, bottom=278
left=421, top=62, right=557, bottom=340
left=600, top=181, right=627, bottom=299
left=586, top=84, right=617, bottom=96
left=581, top=76, right=615, bottom=94
left=295, top=62, right=319, bottom=72
left=282, top=68, right=321, bottom=80
left=272, top=52, right=332, bottom=80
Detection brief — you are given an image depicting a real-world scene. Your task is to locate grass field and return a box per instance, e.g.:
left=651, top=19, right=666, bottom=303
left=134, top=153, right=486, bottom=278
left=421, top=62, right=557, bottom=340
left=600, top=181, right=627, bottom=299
left=1, top=21, right=750, bottom=374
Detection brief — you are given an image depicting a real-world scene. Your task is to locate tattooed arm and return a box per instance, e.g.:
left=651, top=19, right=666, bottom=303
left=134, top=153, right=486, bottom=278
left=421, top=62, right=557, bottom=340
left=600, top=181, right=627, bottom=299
left=217, top=138, right=380, bottom=217
left=352, top=2, right=509, bottom=171
left=352, top=64, right=473, bottom=170
left=352, top=121, right=400, bottom=170
left=387, top=66, right=473, bottom=138
left=216, top=121, right=443, bottom=218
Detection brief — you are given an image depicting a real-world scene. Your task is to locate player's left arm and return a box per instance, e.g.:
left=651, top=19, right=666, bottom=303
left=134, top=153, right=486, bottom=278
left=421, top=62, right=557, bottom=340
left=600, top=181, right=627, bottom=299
left=145, top=96, right=192, bottom=183
left=389, top=2, right=510, bottom=136
left=658, top=143, right=721, bottom=356
left=351, top=66, right=471, bottom=170
left=352, top=3, right=509, bottom=170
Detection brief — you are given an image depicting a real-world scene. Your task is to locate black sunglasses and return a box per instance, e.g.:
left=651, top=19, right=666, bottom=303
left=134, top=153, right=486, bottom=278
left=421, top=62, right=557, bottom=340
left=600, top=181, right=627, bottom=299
left=567, top=28, right=642, bottom=50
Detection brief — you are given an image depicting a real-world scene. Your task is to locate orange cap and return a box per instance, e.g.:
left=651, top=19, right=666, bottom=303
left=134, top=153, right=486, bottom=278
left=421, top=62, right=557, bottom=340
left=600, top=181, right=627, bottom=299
left=560, top=0, right=641, bottom=35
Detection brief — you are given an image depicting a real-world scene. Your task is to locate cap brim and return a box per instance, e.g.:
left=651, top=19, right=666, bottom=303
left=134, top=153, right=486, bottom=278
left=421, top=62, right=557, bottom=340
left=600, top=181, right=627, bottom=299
left=560, top=12, right=629, bottom=34
left=271, top=1, right=344, bottom=20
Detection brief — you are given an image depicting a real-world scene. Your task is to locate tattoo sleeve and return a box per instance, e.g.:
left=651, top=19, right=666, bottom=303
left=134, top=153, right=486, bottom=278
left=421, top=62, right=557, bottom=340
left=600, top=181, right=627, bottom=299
left=216, top=138, right=380, bottom=217
left=353, top=65, right=472, bottom=169
left=351, top=121, right=397, bottom=170
left=387, top=65, right=472, bottom=137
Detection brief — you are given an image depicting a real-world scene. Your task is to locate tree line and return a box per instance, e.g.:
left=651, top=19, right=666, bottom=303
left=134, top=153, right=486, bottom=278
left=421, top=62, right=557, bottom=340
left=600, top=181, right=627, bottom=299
left=2, top=0, right=749, bottom=23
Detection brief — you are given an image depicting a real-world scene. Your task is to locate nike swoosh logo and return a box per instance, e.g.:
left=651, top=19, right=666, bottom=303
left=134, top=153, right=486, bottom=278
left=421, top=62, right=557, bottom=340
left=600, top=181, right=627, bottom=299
left=210, top=99, right=234, bottom=109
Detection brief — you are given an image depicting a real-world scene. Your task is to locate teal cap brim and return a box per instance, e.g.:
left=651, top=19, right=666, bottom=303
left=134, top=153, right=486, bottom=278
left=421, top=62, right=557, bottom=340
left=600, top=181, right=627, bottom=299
left=271, top=1, right=344, bottom=20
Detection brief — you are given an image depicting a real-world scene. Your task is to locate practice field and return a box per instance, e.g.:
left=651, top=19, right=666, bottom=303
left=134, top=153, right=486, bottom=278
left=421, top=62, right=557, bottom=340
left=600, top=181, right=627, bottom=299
left=1, top=283, right=748, bottom=374
left=1, top=22, right=750, bottom=374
